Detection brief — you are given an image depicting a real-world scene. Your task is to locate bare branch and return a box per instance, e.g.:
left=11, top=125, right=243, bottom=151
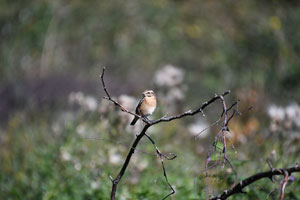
left=194, top=100, right=239, bottom=139
left=210, top=165, right=300, bottom=200
left=150, top=91, right=231, bottom=125
left=110, top=125, right=150, bottom=200
left=100, top=67, right=112, bottom=99
left=100, top=67, right=142, bottom=120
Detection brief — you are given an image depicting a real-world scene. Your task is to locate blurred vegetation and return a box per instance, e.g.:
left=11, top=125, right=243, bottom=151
left=1, top=0, right=300, bottom=199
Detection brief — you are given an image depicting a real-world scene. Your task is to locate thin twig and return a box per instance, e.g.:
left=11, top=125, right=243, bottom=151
left=204, top=98, right=239, bottom=199
left=280, top=170, right=289, bottom=200
left=220, top=96, right=238, bottom=185
left=100, top=67, right=142, bottom=119
left=144, top=133, right=176, bottom=199
left=194, top=118, right=221, bottom=139
left=194, top=100, right=239, bottom=139
left=110, top=125, right=150, bottom=200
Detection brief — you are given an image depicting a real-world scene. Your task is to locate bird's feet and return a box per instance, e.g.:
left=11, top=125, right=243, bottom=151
left=143, top=116, right=151, bottom=124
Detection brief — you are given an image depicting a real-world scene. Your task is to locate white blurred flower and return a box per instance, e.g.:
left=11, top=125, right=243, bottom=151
left=188, top=119, right=210, bottom=138
left=226, top=167, right=232, bottom=174
left=51, top=122, right=62, bottom=135
left=60, top=148, right=71, bottom=161
left=91, top=181, right=99, bottom=190
left=286, top=103, right=300, bottom=127
left=268, top=103, right=300, bottom=128
left=109, top=154, right=122, bottom=165
left=118, top=95, right=137, bottom=110
left=117, top=94, right=145, bottom=131
left=138, top=160, right=148, bottom=170
left=166, top=88, right=185, bottom=102
left=109, top=149, right=122, bottom=165
left=137, top=159, right=148, bottom=171
left=120, top=188, right=130, bottom=200
left=99, top=98, right=114, bottom=114
left=154, top=64, right=184, bottom=87
left=84, top=96, right=98, bottom=111
left=77, top=124, right=88, bottom=137
left=268, top=105, right=285, bottom=121
left=74, top=162, right=82, bottom=171
left=69, top=92, right=84, bottom=104
left=268, top=149, right=277, bottom=161
left=162, top=87, right=186, bottom=113
left=118, top=94, right=137, bottom=123
left=68, top=92, right=98, bottom=112
left=286, top=103, right=298, bottom=119
left=154, top=65, right=186, bottom=114
left=130, top=155, right=148, bottom=171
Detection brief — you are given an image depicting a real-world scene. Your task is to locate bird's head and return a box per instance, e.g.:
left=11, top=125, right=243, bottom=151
left=143, top=90, right=155, bottom=97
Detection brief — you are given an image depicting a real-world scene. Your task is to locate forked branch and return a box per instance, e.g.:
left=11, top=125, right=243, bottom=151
left=145, top=133, right=176, bottom=199
left=100, top=67, right=142, bottom=119
left=100, top=67, right=232, bottom=200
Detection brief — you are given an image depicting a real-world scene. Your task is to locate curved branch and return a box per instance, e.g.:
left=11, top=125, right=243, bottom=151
left=144, top=133, right=176, bottom=199
left=150, top=91, right=230, bottom=125
left=210, top=165, right=300, bottom=200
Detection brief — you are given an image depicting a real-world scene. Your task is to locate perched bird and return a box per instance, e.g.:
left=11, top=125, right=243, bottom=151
left=130, top=90, right=157, bottom=126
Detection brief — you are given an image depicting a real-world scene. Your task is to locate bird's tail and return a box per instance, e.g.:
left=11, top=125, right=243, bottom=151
left=130, top=116, right=139, bottom=126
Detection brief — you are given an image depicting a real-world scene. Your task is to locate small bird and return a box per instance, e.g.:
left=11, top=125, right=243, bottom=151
left=130, top=90, right=157, bottom=126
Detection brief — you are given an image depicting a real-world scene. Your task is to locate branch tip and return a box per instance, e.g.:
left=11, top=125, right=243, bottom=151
left=109, top=175, right=114, bottom=182
left=100, top=67, right=106, bottom=78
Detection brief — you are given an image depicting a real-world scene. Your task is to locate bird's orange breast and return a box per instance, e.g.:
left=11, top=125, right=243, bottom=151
left=139, top=96, right=156, bottom=116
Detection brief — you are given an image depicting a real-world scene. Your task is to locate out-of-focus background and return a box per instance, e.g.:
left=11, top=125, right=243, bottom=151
left=1, top=0, right=300, bottom=199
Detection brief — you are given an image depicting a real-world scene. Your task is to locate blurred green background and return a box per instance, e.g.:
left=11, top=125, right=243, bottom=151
left=1, top=0, right=300, bottom=199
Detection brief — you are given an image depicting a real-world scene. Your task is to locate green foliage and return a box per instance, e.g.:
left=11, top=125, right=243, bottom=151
left=1, top=107, right=300, bottom=199
left=1, top=0, right=300, bottom=101
left=1, top=0, right=300, bottom=199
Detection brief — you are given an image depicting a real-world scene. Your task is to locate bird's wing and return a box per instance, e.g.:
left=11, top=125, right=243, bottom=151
left=135, top=97, right=144, bottom=115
